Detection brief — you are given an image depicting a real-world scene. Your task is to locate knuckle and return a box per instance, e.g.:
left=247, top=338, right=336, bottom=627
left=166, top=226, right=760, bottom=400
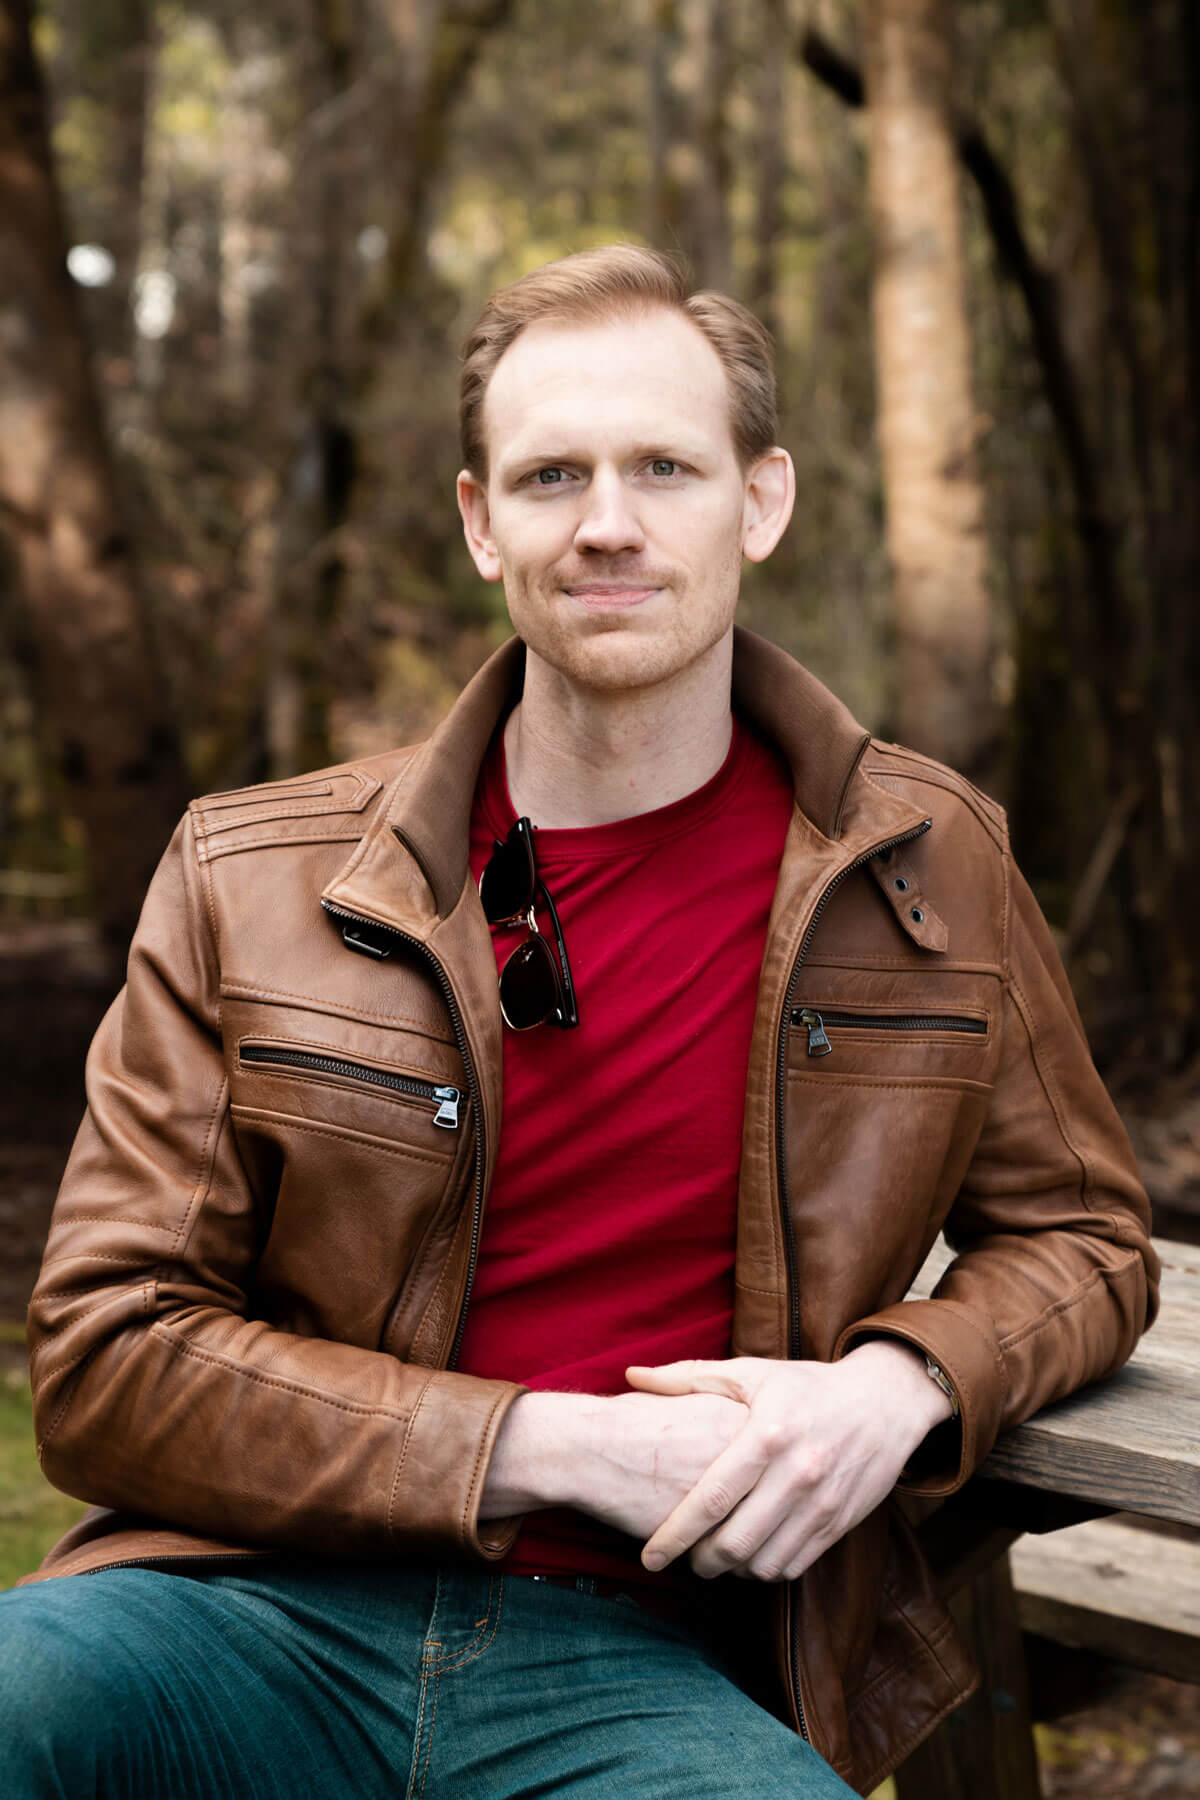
left=810, top=1481, right=839, bottom=1519
left=688, top=1539, right=724, bottom=1575
left=748, top=1550, right=784, bottom=1582
left=720, top=1529, right=759, bottom=1566
left=809, top=1505, right=837, bottom=1542
left=791, top=1446, right=829, bottom=1489
left=808, top=1444, right=833, bottom=1482
left=701, top=1482, right=734, bottom=1520
left=756, top=1419, right=788, bottom=1459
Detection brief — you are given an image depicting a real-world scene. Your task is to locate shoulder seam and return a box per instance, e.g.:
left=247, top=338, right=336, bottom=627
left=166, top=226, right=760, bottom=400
left=864, top=754, right=1008, bottom=851
left=193, top=766, right=382, bottom=830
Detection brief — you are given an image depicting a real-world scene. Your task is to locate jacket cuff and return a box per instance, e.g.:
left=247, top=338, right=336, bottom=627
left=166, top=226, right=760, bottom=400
left=832, top=1298, right=1008, bottom=1496
left=386, top=1372, right=528, bottom=1560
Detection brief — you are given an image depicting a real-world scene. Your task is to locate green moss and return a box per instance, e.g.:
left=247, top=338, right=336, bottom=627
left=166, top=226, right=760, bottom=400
left=0, top=1367, right=87, bottom=1592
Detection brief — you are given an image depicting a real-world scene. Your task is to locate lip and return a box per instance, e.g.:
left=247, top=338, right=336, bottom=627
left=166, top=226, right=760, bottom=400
left=564, top=584, right=662, bottom=610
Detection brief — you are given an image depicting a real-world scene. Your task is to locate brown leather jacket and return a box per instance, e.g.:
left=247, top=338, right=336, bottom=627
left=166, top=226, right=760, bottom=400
left=22, top=629, right=1158, bottom=1795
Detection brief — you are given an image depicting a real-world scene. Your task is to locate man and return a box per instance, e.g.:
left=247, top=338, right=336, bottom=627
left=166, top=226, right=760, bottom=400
left=2, top=245, right=1157, bottom=1798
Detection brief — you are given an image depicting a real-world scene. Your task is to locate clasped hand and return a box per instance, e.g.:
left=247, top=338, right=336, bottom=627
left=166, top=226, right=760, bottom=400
left=623, top=1341, right=951, bottom=1584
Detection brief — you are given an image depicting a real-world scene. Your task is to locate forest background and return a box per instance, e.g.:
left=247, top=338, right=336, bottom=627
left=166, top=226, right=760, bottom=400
left=1, top=0, right=1198, bottom=1794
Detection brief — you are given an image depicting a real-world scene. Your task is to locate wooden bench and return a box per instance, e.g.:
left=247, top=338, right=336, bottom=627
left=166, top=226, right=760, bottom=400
left=893, top=1236, right=1200, bottom=1799
left=1010, top=1511, right=1200, bottom=1686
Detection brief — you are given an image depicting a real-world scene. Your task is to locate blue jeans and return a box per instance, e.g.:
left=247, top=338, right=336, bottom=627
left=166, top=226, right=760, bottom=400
left=0, top=1555, right=857, bottom=1797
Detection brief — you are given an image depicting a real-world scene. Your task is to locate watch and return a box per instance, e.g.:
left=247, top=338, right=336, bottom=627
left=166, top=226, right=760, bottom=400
left=924, top=1356, right=959, bottom=1418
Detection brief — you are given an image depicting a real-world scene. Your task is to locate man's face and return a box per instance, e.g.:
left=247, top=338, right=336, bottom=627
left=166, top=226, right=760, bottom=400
left=457, top=306, right=792, bottom=694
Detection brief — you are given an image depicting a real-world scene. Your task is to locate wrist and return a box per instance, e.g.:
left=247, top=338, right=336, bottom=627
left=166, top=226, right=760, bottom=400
left=481, top=1390, right=608, bottom=1517
left=845, top=1337, right=955, bottom=1437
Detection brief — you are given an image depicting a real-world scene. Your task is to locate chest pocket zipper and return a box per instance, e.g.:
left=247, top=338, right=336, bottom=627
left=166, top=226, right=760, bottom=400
left=791, top=1008, right=987, bottom=1058
left=238, top=1043, right=462, bottom=1128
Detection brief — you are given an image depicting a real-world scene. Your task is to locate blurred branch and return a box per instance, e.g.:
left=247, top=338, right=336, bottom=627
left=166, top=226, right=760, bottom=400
left=282, top=68, right=382, bottom=161
left=1065, top=779, right=1142, bottom=963
left=799, top=24, right=863, bottom=106
left=375, top=0, right=517, bottom=303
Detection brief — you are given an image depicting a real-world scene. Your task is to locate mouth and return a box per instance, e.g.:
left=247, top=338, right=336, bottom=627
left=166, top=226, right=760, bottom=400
left=562, top=583, right=663, bottom=611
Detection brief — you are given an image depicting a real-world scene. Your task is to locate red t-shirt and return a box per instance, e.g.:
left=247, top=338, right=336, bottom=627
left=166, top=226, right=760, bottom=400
left=460, top=711, right=795, bottom=1588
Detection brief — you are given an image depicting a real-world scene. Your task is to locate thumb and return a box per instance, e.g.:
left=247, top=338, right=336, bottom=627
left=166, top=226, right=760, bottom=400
left=625, top=1360, right=746, bottom=1400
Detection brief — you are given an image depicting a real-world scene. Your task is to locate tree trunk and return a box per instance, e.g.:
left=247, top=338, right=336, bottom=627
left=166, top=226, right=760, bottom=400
left=265, top=0, right=515, bottom=777
left=72, top=0, right=151, bottom=361
left=1047, top=0, right=1200, bottom=1061
left=131, top=25, right=171, bottom=396
left=218, top=23, right=274, bottom=412
left=266, top=0, right=361, bottom=776
left=691, top=0, right=732, bottom=290
left=644, top=0, right=683, bottom=251
left=0, top=0, right=188, bottom=960
left=373, top=0, right=517, bottom=313
left=862, top=0, right=995, bottom=779
left=750, top=0, right=786, bottom=345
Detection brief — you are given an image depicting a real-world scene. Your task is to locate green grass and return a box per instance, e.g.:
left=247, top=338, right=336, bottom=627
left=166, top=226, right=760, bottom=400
left=0, top=1362, right=87, bottom=1590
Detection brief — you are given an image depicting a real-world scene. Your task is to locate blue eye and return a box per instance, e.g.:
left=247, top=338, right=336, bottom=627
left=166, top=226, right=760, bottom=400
left=536, top=468, right=564, bottom=485
left=650, top=459, right=678, bottom=477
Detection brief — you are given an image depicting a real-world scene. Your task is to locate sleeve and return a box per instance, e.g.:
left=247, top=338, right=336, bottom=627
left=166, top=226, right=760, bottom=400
left=26, top=811, right=526, bottom=1560
left=832, top=856, right=1160, bottom=1496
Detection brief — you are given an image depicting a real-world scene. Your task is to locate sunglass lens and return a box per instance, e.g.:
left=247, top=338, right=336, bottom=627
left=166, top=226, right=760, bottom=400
left=479, top=830, right=536, bottom=924
left=499, top=935, right=562, bottom=1030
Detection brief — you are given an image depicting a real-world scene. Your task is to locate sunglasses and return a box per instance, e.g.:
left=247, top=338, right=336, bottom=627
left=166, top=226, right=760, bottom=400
left=478, top=817, right=580, bottom=1031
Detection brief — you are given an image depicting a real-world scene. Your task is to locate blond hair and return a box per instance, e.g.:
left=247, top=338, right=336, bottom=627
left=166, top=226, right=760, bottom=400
left=459, top=244, right=777, bottom=481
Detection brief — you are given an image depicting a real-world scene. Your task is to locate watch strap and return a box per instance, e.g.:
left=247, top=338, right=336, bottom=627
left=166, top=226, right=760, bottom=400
left=924, top=1356, right=960, bottom=1418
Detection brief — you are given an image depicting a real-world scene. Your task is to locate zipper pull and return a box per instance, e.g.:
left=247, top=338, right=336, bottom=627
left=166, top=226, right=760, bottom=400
left=432, top=1086, right=461, bottom=1129
left=797, top=1009, right=832, bottom=1057
left=341, top=922, right=393, bottom=960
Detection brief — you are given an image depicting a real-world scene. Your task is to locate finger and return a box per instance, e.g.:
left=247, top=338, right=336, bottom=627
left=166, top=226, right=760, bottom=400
left=691, top=1493, right=827, bottom=1584
left=742, top=1512, right=831, bottom=1585
left=685, top=1468, right=813, bottom=1581
left=641, top=1431, right=766, bottom=1570
left=624, top=1360, right=745, bottom=1400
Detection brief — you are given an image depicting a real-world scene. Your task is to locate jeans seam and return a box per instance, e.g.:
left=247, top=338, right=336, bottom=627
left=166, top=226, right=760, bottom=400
left=415, top=1660, right=442, bottom=1800
left=406, top=1648, right=439, bottom=1800
left=404, top=1574, right=443, bottom=1800
left=436, top=1576, right=505, bottom=1672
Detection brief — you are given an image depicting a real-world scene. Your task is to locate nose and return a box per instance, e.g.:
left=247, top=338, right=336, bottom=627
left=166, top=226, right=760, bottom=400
left=573, top=465, right=645, bottom=556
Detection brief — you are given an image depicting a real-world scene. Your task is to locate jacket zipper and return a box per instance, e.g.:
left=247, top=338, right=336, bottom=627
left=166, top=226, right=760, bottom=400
left=774, top=816, right=934, bottom=1743
left=791, top=1007, right=984, bottom=1059
left=239, top=1043, right=461, bottom=1128
left=321, top=900, right=484, bottom=1370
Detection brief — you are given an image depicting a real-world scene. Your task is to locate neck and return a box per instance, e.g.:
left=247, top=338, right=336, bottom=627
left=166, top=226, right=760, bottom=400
left=504, top=634, right=735, bottom=829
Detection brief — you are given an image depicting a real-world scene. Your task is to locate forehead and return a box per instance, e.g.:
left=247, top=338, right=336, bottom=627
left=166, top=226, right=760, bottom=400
left=483, top=306, right=735, bottom=474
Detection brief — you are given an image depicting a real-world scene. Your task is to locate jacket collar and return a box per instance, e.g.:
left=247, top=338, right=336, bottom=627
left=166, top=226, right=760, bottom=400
left=322, top=625, right=926, bottom=934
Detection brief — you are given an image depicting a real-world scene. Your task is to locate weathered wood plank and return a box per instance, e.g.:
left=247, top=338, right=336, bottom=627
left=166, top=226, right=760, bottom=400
left=908, top=1237, right=1200, bottom=1525
left=1010, top=1514, right=1200, bottom=1684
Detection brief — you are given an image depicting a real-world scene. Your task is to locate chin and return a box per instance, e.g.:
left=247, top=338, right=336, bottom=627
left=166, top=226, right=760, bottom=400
left=531, top=624, right=712, bottom=695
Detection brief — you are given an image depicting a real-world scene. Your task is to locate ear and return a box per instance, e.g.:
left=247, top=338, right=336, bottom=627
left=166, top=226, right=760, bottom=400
left=457, top=469, right=503, bottom=582
left=741, top=447, right=795, bottom=564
